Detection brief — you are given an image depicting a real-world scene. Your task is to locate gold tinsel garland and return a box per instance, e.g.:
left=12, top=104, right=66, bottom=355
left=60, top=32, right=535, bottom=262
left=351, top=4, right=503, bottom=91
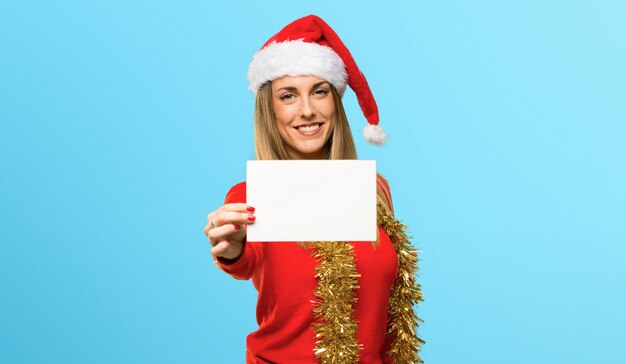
left=310, top=241, right=362, bottom=363
left=378, top=203, right=425, bottom=364
left=309, top=202, right=424, bottom=364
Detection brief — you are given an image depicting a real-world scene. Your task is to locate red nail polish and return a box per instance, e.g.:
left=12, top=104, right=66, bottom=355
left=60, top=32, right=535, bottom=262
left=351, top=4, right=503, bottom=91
left=233, top=224, right=240, bottom=230
left=226, top=238, right=232, bottom=243
left=248, top=215, right=256, bottom=222
left=247, top=206, right=255, bottom=212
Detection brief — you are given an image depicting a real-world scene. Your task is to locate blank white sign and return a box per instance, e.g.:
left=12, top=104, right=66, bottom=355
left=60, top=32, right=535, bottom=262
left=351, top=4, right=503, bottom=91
left=246, top=160, right=377, bottom=242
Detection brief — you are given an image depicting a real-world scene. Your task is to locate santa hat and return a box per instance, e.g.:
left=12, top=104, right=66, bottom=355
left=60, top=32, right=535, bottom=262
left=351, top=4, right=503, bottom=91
left=247, top=15, right=387, bottom=145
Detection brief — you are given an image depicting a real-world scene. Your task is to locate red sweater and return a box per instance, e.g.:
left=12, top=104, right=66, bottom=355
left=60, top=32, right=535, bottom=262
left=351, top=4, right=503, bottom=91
left=214, top=181, right=398, bottom=363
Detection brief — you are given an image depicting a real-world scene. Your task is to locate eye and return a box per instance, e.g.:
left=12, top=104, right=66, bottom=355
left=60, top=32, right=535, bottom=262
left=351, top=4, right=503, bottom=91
left=279, top=93, right=295, bottom=101
left=313, top=88, right=329, bottom=96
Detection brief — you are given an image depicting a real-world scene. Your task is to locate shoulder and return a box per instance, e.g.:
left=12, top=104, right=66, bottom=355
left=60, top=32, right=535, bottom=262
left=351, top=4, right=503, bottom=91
left=376, top=173, right=394, bottom=214
left=224, top=181, right=247, bottom=204
left=376, top=174, right=391, bottom=192
left=376, top=173, right=393, bottom=199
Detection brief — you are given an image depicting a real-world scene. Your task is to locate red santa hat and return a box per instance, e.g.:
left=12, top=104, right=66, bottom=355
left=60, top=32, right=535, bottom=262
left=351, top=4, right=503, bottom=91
left=247, top=15, right=387, bottom=145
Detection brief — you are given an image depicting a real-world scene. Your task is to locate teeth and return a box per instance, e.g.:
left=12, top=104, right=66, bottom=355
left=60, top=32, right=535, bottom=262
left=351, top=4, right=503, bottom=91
left=297, top=124, right=320, bottom=132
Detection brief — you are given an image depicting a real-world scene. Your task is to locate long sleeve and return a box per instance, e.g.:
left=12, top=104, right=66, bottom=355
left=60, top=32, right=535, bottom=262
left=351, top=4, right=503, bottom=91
left=213, top=182, right=264, bottom=280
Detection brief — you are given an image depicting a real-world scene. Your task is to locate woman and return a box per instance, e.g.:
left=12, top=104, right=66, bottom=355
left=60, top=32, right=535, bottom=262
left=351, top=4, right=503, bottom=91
left=204, top=15, right=423, bottom=364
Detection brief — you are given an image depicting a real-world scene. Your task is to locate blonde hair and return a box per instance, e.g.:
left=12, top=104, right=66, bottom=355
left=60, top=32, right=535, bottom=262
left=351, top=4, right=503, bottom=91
left=253, top=81, right=393, bottom=246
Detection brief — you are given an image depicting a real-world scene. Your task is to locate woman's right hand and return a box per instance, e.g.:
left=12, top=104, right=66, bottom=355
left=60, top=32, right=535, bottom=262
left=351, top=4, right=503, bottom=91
left=204, top=203, right=255, bottom=260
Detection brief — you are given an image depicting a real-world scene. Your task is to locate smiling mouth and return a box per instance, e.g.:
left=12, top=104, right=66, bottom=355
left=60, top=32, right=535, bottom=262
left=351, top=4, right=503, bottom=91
left=293, top=122, right=324, bottom=136
left=294, top=122, right=323, bottom=132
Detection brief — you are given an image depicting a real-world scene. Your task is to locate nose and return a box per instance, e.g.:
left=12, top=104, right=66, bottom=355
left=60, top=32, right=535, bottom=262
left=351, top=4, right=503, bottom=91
left=300, top=97, right=316, bottom=119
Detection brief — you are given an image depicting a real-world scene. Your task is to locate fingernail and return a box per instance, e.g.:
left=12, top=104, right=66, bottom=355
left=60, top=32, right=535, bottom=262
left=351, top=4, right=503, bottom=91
left=248, top=215, right=256, bottom=222
left=233, top=224, right=240, bottom=230
left=247, top=206, right=255, bottom=212
left=226, top=238, right=232, bottom=243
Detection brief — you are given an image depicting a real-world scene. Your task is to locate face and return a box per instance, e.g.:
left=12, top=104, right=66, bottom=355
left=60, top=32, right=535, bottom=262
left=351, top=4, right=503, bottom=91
left=271, top=75, right=336, bottom=159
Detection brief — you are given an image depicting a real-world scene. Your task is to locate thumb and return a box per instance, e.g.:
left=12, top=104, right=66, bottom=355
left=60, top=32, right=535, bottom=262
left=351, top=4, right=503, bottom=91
left=210, top=241, right=231, bottom=257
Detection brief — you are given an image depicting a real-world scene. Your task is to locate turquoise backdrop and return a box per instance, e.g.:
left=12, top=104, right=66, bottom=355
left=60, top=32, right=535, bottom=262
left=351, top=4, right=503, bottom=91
left=1, top=1, right=625, bottom=363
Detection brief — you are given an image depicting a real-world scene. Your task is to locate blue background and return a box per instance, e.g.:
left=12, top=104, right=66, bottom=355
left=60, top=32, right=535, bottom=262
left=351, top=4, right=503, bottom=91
left=1, top=1, right=625, bottom=363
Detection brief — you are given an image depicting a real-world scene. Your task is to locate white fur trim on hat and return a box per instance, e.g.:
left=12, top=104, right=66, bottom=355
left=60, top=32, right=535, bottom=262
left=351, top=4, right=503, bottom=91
left=363, top=124, right=387, bottom=145
left=248, top=39, right=348, bottom=95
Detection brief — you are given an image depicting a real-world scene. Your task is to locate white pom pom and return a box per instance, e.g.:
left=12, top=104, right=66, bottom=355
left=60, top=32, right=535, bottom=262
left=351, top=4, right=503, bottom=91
left=363, top=124, right=387, bottom=145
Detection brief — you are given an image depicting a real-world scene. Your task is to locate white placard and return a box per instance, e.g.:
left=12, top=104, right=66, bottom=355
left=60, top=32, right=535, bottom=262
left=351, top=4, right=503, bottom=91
left=246, top=160, right=377, bottom=242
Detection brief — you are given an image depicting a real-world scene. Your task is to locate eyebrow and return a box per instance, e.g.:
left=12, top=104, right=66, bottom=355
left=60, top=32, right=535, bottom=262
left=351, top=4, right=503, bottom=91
left=276, top=81, right=330, bottom=93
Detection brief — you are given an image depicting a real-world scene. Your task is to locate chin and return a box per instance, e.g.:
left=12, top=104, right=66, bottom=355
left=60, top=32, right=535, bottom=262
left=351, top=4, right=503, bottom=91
left=284, top=128, right=332, bottom=158
left=289, top=140, right=330, bottom=159
left=295, top=147, right=325, bottom=158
